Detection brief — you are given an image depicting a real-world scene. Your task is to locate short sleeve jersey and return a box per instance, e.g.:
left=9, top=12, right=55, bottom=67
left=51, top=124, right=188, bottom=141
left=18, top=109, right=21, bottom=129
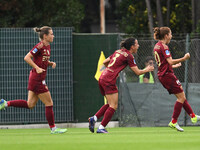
left=30, top=41, right=51, bottom=81
left=100, top=49, right=136, bottom=83
left=153, top=41, right=173, bottom=76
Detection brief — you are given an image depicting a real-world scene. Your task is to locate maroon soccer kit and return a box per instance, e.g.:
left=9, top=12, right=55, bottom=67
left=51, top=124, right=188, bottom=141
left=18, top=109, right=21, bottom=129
left=154, top=41, right=183, bottom=94
left=28, top=41, right=51, bottom=94
left=99, top=49, right=136, bottom=95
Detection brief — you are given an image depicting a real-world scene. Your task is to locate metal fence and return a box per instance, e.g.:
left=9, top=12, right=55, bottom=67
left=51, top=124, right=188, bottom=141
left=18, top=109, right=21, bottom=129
left=0, top=27, right=73, bottom=124
left=119, top=34, right=200, bottom=127
left=1, top=31, right=200, bottom=126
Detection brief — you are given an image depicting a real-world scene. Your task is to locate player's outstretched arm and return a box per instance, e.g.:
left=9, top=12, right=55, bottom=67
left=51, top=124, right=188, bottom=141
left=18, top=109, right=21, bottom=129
left=130, top=65, right=154, bottom=76
left=166, top=53, right=190, bottom=65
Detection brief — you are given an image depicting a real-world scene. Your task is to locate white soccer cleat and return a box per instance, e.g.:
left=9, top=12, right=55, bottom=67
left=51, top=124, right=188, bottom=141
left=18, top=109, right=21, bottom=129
left=168, top=121, right=184, bottom=132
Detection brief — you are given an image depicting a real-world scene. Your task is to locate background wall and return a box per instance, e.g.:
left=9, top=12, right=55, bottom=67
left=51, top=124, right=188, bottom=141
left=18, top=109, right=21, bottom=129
left=73, top=33, right=119, bottom=122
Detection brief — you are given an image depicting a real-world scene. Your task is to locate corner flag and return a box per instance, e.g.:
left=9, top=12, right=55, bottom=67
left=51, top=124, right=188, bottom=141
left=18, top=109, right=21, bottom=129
left=94, top=51, right=107, bottom=104
left=94, top=51, right=106, bottom=81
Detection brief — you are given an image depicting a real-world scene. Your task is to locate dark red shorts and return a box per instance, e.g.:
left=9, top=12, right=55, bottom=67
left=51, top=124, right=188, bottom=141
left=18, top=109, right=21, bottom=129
left=27, top=71, right=49, bottom=95
left=98, top=79, right=118, bottom=96
left=158, top=73, right=183, bottom=94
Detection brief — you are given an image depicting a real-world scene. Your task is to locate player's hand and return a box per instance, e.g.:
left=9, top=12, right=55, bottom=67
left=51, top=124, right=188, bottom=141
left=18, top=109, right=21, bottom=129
left=36, top=42, right=44, bottom=49
left=184, top=53, right=190, bottom=60
left=176, top=62, right=182, bottom=67
left=146, top=65, right=154, bottom=72
left=36, top=67, right=45, bottom=74
left=52, top=62, right=56, bottom=69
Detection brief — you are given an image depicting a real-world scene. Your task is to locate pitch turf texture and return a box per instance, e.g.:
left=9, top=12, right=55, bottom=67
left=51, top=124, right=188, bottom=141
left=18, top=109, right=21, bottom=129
left=0, top=127, right=200, bottom=150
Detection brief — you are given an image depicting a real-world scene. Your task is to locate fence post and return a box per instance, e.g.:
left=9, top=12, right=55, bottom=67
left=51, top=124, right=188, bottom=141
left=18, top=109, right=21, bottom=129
left=184, top=33, right=190, bottom=126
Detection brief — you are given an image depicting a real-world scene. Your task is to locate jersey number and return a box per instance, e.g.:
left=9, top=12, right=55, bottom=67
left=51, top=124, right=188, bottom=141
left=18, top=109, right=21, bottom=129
left=154, top=51, right=161, bottom=67
left=108, top=53, right=120, bottom=67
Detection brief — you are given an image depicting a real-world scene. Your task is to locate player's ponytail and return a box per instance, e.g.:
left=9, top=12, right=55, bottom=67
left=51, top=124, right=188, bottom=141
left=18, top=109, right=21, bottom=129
left=33, top=26, right=52, bottom=41
left=33, top=27, right=41, bottom=33
left=153, top=27, right=170, bottom=40
left=153, top=27, right=160, bottom=40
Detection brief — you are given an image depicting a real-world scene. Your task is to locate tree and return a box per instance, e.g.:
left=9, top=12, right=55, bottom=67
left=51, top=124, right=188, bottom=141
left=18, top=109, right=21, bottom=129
left=192, top=0, right=200, bottom=32
left=117, top=0, right=192, bottom=34
left=145, top=0, right=154, bottom=35
left=0, top=0, right=85, bottom=32
left=117, top=0, right=149, bottom=34
left=166, top=0, right=170, bottom=26
left=156, top=0, right=163, bottom=27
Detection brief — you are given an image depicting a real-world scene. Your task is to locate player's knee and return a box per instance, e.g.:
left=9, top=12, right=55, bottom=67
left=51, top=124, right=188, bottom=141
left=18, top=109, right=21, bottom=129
left=45, top=101, right=53, bottom=106
left=177, top=98, right=185, bottom=103
left=110, top=103, right=118, bottom=110
left=27, top=102, right=35, bottom=109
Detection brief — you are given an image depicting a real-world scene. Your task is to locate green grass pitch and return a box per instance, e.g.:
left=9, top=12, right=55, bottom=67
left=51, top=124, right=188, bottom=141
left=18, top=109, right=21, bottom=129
left=0, top=127, right=200, bottom=150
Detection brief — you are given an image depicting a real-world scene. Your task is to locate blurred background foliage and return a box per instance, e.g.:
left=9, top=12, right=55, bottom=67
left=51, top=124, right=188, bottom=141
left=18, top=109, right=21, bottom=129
left=0, top=0, right=200, bottom=34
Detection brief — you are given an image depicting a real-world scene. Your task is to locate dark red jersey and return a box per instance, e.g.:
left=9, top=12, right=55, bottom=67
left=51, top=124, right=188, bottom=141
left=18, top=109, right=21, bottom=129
left=100, top=49, right=136, bottom=83
left=153, top=41, right=173, bottom=77
left=29, top=41, right=51, bottom=81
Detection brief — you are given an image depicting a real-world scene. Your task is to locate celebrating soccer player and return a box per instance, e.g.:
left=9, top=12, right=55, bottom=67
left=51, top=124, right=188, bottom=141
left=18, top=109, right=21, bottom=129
left=153, top=27, right=200, bottom=132
left=0, top=26, right=67, bottom=134
left=88, top=37, right=154, bottom=133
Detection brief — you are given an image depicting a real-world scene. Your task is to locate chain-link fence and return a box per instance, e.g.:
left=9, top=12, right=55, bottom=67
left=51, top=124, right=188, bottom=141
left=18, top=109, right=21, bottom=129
left=119, top=34, right=200, bottom=127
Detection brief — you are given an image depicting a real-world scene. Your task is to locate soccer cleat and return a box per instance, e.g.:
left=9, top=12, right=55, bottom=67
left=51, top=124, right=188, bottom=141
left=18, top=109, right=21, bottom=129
left=191, top=115, right=200, bottom=124
left=0, top=99, right=7, bottom=110
left=51, top=128, right=67, bottom=134
left=168, top=121, right=184, bottom=132
left=96, top=128, right=108, bottom=133
left=88, top=116, right=96, bottom=133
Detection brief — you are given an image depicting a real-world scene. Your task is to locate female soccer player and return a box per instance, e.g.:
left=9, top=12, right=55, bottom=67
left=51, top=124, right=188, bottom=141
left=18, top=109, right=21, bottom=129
left=153, top=27, right=200, bottom=132
left=88, top=37, right=154, bottom=133
left=0, top=26, right=67, bottom=134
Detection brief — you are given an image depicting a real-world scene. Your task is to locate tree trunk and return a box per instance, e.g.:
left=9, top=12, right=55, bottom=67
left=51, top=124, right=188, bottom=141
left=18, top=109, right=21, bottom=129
left=156, top=0, right=163, bottom=27
left=192, top=0, right=200, bottom=32
left=166, top=0, right=170, bottom=27
left=192, top=0, right=196, bottom=32
left=145, top=0, right=154, bottom=35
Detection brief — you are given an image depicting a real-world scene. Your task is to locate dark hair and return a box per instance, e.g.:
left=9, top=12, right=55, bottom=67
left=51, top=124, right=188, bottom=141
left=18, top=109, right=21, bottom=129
left=145, top=56, right=154, bottom=63
left=120, top=37, right=136, bottom=50
left=33, top=26, right=52, bottom=40
left=153, top=27, right=170, bottom=40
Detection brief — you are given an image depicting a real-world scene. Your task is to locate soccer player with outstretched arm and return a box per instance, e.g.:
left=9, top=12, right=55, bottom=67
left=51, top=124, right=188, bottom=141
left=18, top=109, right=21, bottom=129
left=153, top=26, right=200, bottom=132
left=0, top=26, right=67, bottom=134
left=88, top=37, right=154, bottom=133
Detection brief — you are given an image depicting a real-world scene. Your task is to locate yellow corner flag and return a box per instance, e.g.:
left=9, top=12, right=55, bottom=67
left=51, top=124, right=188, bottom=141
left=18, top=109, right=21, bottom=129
left=94, top=51, right=106, bottom=81
left=94, top=51, right=107, bottom=104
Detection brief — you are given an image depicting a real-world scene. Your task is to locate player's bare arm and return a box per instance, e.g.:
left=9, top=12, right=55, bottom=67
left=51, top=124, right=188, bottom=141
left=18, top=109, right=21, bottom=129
left=103, top=57, right=110, bottom=67
left=48, top=61, right=56, bottom=69
left=130, top=65, right=154, bottom=76
left=24, top=52, right=45, bottom=73
left=172, top=62, right=182, bottom=68
left=166, top=53, right=190, bottom=65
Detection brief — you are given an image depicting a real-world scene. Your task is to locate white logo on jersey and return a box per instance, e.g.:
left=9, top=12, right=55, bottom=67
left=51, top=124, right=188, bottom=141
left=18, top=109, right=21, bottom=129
left=176, top=80, right=181, bottom=85
left=165, top=50, right=170, bottom=55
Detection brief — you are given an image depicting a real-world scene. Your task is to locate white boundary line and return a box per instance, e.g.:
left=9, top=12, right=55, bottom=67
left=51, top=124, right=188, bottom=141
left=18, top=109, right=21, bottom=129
left=0, top=121, right=119, bottom=129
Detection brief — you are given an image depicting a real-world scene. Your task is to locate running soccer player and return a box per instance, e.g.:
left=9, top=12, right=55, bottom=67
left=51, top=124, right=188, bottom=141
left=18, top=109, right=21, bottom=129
left=88, top=37, right=154, bottom=133
left=0, top=26, right=67, bottom=134
left=153, top=27, right=200, bottom=132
